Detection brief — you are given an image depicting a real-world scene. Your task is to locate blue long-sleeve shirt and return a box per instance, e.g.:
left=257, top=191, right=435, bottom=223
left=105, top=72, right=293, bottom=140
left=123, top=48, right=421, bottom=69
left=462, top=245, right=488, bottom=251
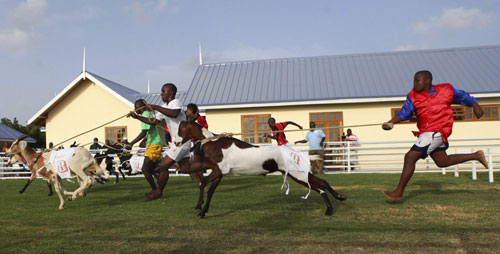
left=397, top=85, right=477, bottom=121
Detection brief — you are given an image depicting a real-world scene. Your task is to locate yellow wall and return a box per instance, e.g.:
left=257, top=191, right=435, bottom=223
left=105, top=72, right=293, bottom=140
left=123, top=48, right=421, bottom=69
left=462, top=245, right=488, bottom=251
left=45, top=80, right=142, bottom=148
left=205, top=98, right=500, bottom=144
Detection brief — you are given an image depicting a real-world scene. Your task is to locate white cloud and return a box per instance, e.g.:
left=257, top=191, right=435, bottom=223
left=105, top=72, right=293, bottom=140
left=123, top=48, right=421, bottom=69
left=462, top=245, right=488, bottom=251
left=414, top=7, right=495, bottom=34
left=156, top=0, right=169, bottom=11
left=48, top=6, right=101, bottom=23
left=124, top=0, right=179, bottom=20
left=0, top=0, right=47, bottom=50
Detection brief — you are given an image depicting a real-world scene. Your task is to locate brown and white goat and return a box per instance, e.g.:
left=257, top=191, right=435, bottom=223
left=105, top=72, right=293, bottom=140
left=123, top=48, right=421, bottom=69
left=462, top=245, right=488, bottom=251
left=7, top=135, right=109, bottom=209
left=8, top=152, right=53, bottom=196
left=177, top=121, right=347, bottom=218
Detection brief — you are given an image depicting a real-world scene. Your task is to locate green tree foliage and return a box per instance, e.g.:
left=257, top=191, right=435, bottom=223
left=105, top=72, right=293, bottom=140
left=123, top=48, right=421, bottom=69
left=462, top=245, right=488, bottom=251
left=1, top=117, right=45, bottom=148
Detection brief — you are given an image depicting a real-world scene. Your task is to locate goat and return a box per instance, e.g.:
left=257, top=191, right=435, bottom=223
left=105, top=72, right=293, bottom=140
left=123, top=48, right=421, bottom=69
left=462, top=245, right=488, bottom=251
left=93, top=143, right=128, bottom=183
left=8, top=152, right=54, bottom=196
left=7, top=135, right=109, bottom=209
left=177, top=121, right=347, bottom=218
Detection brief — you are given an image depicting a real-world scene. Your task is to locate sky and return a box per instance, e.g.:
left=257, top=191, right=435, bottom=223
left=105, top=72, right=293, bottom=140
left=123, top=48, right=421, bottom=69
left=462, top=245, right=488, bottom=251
left=1, top=0, right=499, bottom=124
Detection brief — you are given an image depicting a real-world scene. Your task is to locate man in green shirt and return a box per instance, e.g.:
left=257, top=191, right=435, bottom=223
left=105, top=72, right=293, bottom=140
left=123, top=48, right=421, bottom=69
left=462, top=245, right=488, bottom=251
left=89, top=137, right=103, bottom=152
left=128, top=99, right=163, bottom=196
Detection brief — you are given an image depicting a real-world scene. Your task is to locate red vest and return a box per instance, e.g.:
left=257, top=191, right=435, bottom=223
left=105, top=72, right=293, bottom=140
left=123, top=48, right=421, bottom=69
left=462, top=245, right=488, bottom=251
left=272, top=122, right=288, bottom=146
left=408, top=83, right=454, bottom=142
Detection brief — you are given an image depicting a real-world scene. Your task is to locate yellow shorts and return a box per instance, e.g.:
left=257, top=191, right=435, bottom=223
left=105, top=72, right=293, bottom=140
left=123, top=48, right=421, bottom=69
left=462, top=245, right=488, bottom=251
left=144, top=144, right=163, bottom=162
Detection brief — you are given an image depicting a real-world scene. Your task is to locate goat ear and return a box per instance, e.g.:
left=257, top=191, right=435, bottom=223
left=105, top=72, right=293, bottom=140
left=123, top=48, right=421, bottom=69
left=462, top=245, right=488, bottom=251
left=19, top=141, right=27, bottom=150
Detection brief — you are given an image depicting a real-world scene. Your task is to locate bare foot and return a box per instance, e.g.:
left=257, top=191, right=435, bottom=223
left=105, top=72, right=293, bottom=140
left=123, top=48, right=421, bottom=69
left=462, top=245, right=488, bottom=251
left=476, top=150, right=488, bottom=169
left=145, top=191, right=162, bottom=200
left=144, top=189, right=156, bottom=198
left=382, top=190, right=402, bottom=200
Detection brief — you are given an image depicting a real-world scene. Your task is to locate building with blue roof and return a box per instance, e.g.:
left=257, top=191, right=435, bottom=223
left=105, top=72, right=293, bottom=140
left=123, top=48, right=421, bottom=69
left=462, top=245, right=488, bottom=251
left=0, top=123, right=36, bottom=143
left=27, top=45, right=500, bottom=150
left=184, top=45, right=500, bottom=145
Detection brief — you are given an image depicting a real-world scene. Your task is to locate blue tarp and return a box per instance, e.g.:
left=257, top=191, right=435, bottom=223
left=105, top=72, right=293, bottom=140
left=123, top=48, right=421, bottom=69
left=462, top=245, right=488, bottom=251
left=0, top=123, right=36, bottom=143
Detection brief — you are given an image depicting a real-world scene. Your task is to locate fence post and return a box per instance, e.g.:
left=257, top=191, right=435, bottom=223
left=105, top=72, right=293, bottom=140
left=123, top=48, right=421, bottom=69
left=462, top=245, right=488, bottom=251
left=488, top=150, right=493, bottom=183
left=347, top=142, right=351, bottom=173
left=471, top=148, right=477, bottom=180
left=454, top=149, right=459, bottom=177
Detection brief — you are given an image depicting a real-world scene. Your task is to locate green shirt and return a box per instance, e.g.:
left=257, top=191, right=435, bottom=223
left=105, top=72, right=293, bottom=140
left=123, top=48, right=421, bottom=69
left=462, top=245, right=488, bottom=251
left=141, top=111, right=162, bottom=146
left=89, top=143, right=102, bottom=150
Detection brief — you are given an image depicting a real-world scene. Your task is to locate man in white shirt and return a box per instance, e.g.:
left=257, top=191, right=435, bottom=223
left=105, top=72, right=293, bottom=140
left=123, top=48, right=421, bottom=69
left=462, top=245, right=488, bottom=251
left=129, top=83, right=191, bottom=200
left=344, top=128, right=359, bottom=171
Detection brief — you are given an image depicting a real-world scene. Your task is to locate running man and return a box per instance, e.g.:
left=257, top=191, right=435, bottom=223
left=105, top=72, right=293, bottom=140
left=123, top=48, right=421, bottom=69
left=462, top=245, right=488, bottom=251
left=128, top=99, right=163, bottom=195
left=129, top=83, right=190, bottom=200
left=264, top=118, right=302, bottom=146
left=382, top=70, right=488, bottom=200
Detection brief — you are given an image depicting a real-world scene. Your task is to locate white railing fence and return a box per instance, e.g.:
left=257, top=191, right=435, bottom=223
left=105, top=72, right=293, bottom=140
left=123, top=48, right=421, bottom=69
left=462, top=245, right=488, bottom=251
left=0, top=149, right=189, bottom=180
left=1, top=137, right=499, bottom=182
left=293, top=137, right=500, bottom=182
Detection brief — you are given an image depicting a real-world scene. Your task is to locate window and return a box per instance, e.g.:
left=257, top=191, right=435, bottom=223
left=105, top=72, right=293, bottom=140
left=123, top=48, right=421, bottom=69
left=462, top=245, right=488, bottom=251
left=390, top=108, right=417, bottom=123
left=105, top=126, right=127, bottom=144
left=310, top=112, right=344, bottom=171
left=310, top=112, right=343, bottom=141
left=483, top=105, right=499, bottom=120
left=241, top=114, right=271, bottom=144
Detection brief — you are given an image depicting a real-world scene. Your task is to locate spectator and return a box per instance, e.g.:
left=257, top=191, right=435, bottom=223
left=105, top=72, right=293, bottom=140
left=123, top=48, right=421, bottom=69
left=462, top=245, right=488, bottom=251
left=344, top=128, right=359, bottom=171
left=89, top=137, right=103, bottom=152
left=2, top=142, right=7, bottom=153
left=295, top=122, right=326, bottom=174
left=48, top=142, right=54, bottom=149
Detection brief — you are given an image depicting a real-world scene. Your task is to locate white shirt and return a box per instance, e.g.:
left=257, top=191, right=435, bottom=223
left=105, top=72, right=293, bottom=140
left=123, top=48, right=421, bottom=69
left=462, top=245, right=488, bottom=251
left=155, top=99, right=186, bottom=143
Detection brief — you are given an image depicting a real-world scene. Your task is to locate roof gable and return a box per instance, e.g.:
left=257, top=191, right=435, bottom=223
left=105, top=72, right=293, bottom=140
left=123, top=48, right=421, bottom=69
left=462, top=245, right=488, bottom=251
left=28, top=71, right=140, bottom=125
left=88, top=72, right=141, bottom=103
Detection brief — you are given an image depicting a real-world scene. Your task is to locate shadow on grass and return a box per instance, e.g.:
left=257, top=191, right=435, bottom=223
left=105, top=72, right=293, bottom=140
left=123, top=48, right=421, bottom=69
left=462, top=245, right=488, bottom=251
left=384, top=180, right=473, bottom=204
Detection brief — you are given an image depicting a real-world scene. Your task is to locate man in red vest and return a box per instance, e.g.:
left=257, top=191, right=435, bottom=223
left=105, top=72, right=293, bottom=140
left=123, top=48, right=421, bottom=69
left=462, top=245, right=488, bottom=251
left=382, top=70, right=488, bottom=200
left=265, top=117, right=303, bottom=146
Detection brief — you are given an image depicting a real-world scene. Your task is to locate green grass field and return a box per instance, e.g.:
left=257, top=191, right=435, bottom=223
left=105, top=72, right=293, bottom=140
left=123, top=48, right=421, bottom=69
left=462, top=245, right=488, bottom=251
left=1, top=172, right=499, bottom=254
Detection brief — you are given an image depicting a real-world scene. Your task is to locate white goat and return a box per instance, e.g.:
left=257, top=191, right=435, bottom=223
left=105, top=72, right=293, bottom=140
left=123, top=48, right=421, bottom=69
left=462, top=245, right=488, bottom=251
left=7, top=135, right=109, bottom=209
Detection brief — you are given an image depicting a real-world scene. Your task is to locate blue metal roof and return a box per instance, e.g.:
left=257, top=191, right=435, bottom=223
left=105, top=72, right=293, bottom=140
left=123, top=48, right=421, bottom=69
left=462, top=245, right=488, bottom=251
left=88, top=72, right=141, bottom=103
left=0, top=124, right=36, bottom=143
left=184, top=45, right=500, bottom=106
left=135, top=92, right=187, bottom=106
left=88, top=71, right=187, bottom=106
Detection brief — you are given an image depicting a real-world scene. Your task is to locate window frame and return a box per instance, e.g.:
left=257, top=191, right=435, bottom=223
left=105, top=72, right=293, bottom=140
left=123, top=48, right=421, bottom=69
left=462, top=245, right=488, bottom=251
left=241, top=114, right=272, bottom=144
left=104, top=126, right=128, bottom=144
left=309, top=112, right=344, bottom=142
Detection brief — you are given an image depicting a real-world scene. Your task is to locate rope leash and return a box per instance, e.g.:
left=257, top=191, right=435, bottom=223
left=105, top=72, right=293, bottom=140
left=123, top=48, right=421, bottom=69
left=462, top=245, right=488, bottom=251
left=198, top=122, right=386, bottom=146
left=50, top=105, right=149, bottom=150
left=200, top=122, right=385, bottom=144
